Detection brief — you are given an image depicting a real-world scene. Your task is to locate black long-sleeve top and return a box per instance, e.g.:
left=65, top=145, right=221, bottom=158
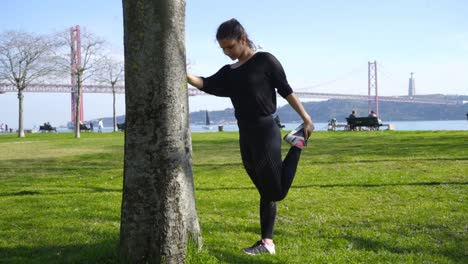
left=201, top=52, right=293, bottom=121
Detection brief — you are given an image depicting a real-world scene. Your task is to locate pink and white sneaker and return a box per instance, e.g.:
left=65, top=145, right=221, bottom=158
left=283, top=123, right=308, bottom=149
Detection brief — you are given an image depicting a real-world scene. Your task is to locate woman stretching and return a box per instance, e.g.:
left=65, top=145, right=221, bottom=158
left=187, top=18, right=314, bottom=256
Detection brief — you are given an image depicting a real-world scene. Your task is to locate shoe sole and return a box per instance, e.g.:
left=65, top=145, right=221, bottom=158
left=284, top=125, right=307, bottom=147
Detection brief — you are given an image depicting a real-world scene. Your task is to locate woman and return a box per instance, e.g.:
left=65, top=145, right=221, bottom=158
left=187, top=18, right=314, bottom=255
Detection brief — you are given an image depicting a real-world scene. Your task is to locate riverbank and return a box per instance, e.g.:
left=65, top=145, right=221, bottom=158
left=191, top=119, right=468, bottom=133
left=2, top=119, right=466, bottom=135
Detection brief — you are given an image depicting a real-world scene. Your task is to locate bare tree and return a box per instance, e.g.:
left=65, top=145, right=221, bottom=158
left=0, top=31, right=58, bottom=137
left=120, top=0, right=201, bottom=263
left=56, top=28, right=105, bottom=138
left=94, top=55, right=124, bottom=132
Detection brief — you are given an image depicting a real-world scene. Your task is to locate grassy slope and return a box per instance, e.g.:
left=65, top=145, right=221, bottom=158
left=0, top=131, right=466, bottom=263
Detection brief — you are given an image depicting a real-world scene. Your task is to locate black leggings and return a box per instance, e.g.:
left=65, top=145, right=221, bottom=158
left=238, top=116, right=301, bottom=239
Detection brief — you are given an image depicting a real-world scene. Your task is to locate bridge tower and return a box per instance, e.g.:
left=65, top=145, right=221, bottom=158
left=70, top=26, right=84, bottom=125
left=368, top=61, right=379, bottom=117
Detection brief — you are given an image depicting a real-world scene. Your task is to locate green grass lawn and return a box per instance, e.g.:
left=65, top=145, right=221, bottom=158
left=0, top=130, right=466, bottom=263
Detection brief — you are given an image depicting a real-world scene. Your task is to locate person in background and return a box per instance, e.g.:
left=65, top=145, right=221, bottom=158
left=274, top=115, right=285, bottom=129
left=187, top=18, right=314, bottom=256
left=329, top=117, right=337, bottom=131
left=98, top=119, right=104, bottom=133
left=348, top=110, right=357, bottom=130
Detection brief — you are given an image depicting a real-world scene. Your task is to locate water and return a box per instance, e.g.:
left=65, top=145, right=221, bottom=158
left=26, top=120, right=466, bottom=134
left=191, top=120, right=468, bottom=132
left=383, top=120, right=468, bottom=131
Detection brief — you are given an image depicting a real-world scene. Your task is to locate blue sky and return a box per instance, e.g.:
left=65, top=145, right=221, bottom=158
left=0, top=0, right=467, bottom=128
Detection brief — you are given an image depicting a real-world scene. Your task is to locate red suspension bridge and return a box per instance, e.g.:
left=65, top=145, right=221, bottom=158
left=0, top=82, right=459, bottom=105
left=1, top=26, right=465, bottom=126
left=0, top=79, right=460, bottom=122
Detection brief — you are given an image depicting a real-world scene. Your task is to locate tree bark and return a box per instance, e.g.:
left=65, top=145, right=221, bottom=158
left=113, top=85, right=117, bottom=132
left=120, top=0, right=201, bottom=263
left=17, top=90, right=25, bottom=138
left=74, top=76, right=82, bottom=138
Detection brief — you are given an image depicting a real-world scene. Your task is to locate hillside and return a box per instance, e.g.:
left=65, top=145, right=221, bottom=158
left=96, top=99, right=467, bottom=126
left=190, top=99, right=468, bottom=124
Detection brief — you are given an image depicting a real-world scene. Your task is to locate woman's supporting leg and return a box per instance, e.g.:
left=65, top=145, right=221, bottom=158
left=260, top=198, right=277, bottom=239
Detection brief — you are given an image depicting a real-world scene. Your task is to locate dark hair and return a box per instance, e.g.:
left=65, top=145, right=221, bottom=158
left=216, top=18, right=255, bottom=50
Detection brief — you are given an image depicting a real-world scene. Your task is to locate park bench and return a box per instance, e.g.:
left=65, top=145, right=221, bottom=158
left=39, top=124, right=57, bottom=132
left=117, top=122, right=125, bottom=131
left=346, top=116, right=382, bottom=130
left=80, top=124, right=91, bottom=132
left=39, top=123, right=57, bottom=132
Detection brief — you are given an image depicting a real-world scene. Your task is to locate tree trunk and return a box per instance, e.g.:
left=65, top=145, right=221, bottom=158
left=17, top=90, right=25, bottom=138
left=74, top=77, right=82, bottom=138
left=120, top=0, right=201, bottom=263
left=112, top=85, right=117, bottom=132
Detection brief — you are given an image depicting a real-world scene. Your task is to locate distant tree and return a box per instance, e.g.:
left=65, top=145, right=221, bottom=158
left=94, top=55, right=124, bottom=132
left=56, top=28, right=105, bottom=138
left=0, top=31, right=58, bottom=137
left=120, top=0, right=201, bottom=263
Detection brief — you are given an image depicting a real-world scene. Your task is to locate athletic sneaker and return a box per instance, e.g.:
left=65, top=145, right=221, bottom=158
left=283, top=123, right=308, bottom=149
left=242, top=240, right=276, bottom=255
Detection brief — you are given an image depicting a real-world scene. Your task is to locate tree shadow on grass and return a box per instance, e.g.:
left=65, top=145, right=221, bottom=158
left=194, top=162, right=244, bottom=169
left=308, top=157, right=468, bottom=165
left=0, top=240, right=280, bottom=264
left=0, top=239, right=122, bottom=264
left=0, top=190, right=42, bottom=196
left=342, top=234, right=466, bottom=263
left=209, top=249, right=278, bottom=264
left=196, top=181, right=467, bottom=192
left=197, top=185, right=256, bottom=192
left=0, top=187, right=121, bottom=197
left=293, top=181, right=468, bottom=189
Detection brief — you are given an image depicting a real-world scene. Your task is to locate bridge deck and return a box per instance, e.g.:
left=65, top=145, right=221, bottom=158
left=0, top=82, right=460, bottom=105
